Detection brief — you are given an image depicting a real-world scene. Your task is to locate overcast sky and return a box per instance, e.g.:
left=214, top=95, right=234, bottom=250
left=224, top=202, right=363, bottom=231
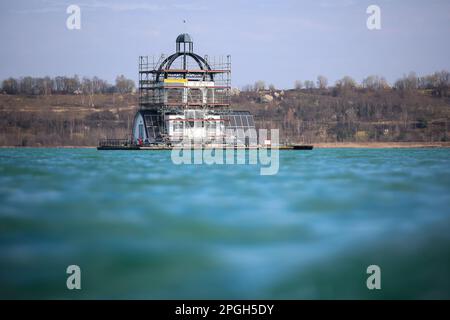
left=0, top=0, right=449, bottom=89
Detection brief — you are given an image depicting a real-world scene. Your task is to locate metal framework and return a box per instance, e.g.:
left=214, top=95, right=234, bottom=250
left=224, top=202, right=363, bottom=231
left=138, top=44, right=231, bottom=111
left=134, top=33, right=254, bottom=145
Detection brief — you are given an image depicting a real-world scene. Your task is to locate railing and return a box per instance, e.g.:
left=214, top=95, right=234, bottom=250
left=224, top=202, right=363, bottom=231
left=98, top=139, right=133, bottom=147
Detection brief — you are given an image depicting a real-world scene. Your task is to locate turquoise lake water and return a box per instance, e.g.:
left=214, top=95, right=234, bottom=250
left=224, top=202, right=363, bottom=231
left=0, top=148, right=449, bottom=299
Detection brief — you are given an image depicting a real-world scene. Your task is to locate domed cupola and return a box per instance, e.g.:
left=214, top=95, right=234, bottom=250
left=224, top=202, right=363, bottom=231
left=176, top=33, right=193, bottom=53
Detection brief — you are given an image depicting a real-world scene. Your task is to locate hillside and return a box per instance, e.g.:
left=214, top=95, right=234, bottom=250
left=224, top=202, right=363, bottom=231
left=237, top=88, right=450, bottom=144
left=0, top=88, right=449, bottom=147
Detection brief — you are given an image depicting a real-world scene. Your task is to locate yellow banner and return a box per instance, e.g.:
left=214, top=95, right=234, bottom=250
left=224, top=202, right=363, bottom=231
left=164, top=79, right=188, bottom=84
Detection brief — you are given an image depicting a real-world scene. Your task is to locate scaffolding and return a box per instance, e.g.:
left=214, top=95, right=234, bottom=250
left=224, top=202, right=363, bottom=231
left=132, top=33, right=255, bottom=146
left=97, top=33, right=261, bottom=149
left=138, top=54, right=231, bottom=110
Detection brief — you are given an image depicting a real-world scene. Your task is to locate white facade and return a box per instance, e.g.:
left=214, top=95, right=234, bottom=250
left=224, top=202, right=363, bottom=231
left=167, top=109, right=224, bottom=143
left=132, top=109, right=226, bottom=145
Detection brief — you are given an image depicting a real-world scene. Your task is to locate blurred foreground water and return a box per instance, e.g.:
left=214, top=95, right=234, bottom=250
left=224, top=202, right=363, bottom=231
left=0, top=148, right=449, bottom=299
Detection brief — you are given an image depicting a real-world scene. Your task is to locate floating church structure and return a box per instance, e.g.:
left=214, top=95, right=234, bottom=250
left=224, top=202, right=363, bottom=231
left=132, top=33, right=256, bottom=146
left=98, top=33, right=313, bottom=150
left=132, top=33, right=256, bottom=148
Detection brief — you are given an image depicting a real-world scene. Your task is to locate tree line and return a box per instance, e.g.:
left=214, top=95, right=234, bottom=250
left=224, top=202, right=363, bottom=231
left=1, top=75, right=136, bottom=95
left=1, top=79, right=449, bottom=146
left=243, top=70, right=449, bottom=97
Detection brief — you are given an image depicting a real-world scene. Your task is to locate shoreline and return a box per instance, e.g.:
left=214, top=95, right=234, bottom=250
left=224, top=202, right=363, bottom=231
left=312, top=142, right=450, bottom=148
left=1, top=142, right=450, bottom=149
left=0, top=146, right=97, bottom=149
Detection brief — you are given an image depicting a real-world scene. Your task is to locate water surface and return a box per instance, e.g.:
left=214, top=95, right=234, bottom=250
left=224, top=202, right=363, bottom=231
left=0, top=148, right=449, bottom=299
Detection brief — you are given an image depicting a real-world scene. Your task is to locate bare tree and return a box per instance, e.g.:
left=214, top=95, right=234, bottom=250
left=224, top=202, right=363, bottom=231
left=317, top=75, right=328, bottom=89
left=433, top=70, right=450, bottom=97
left=304, top=80, right=315, bottom=90
left=2, top=78, right=19, bottom=94
left=294, top=80, right=303, bottom=90
left=394, top=72, right=418, bottom=92
left=336, top=76, right=357, bottom=89
left=115, top=75, right=135, bottom=94
left=254, top=80, right=266, bottom=92
left=362, top=75, right=389, bottom=90
left=21, top=77, right=34, bottom=95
